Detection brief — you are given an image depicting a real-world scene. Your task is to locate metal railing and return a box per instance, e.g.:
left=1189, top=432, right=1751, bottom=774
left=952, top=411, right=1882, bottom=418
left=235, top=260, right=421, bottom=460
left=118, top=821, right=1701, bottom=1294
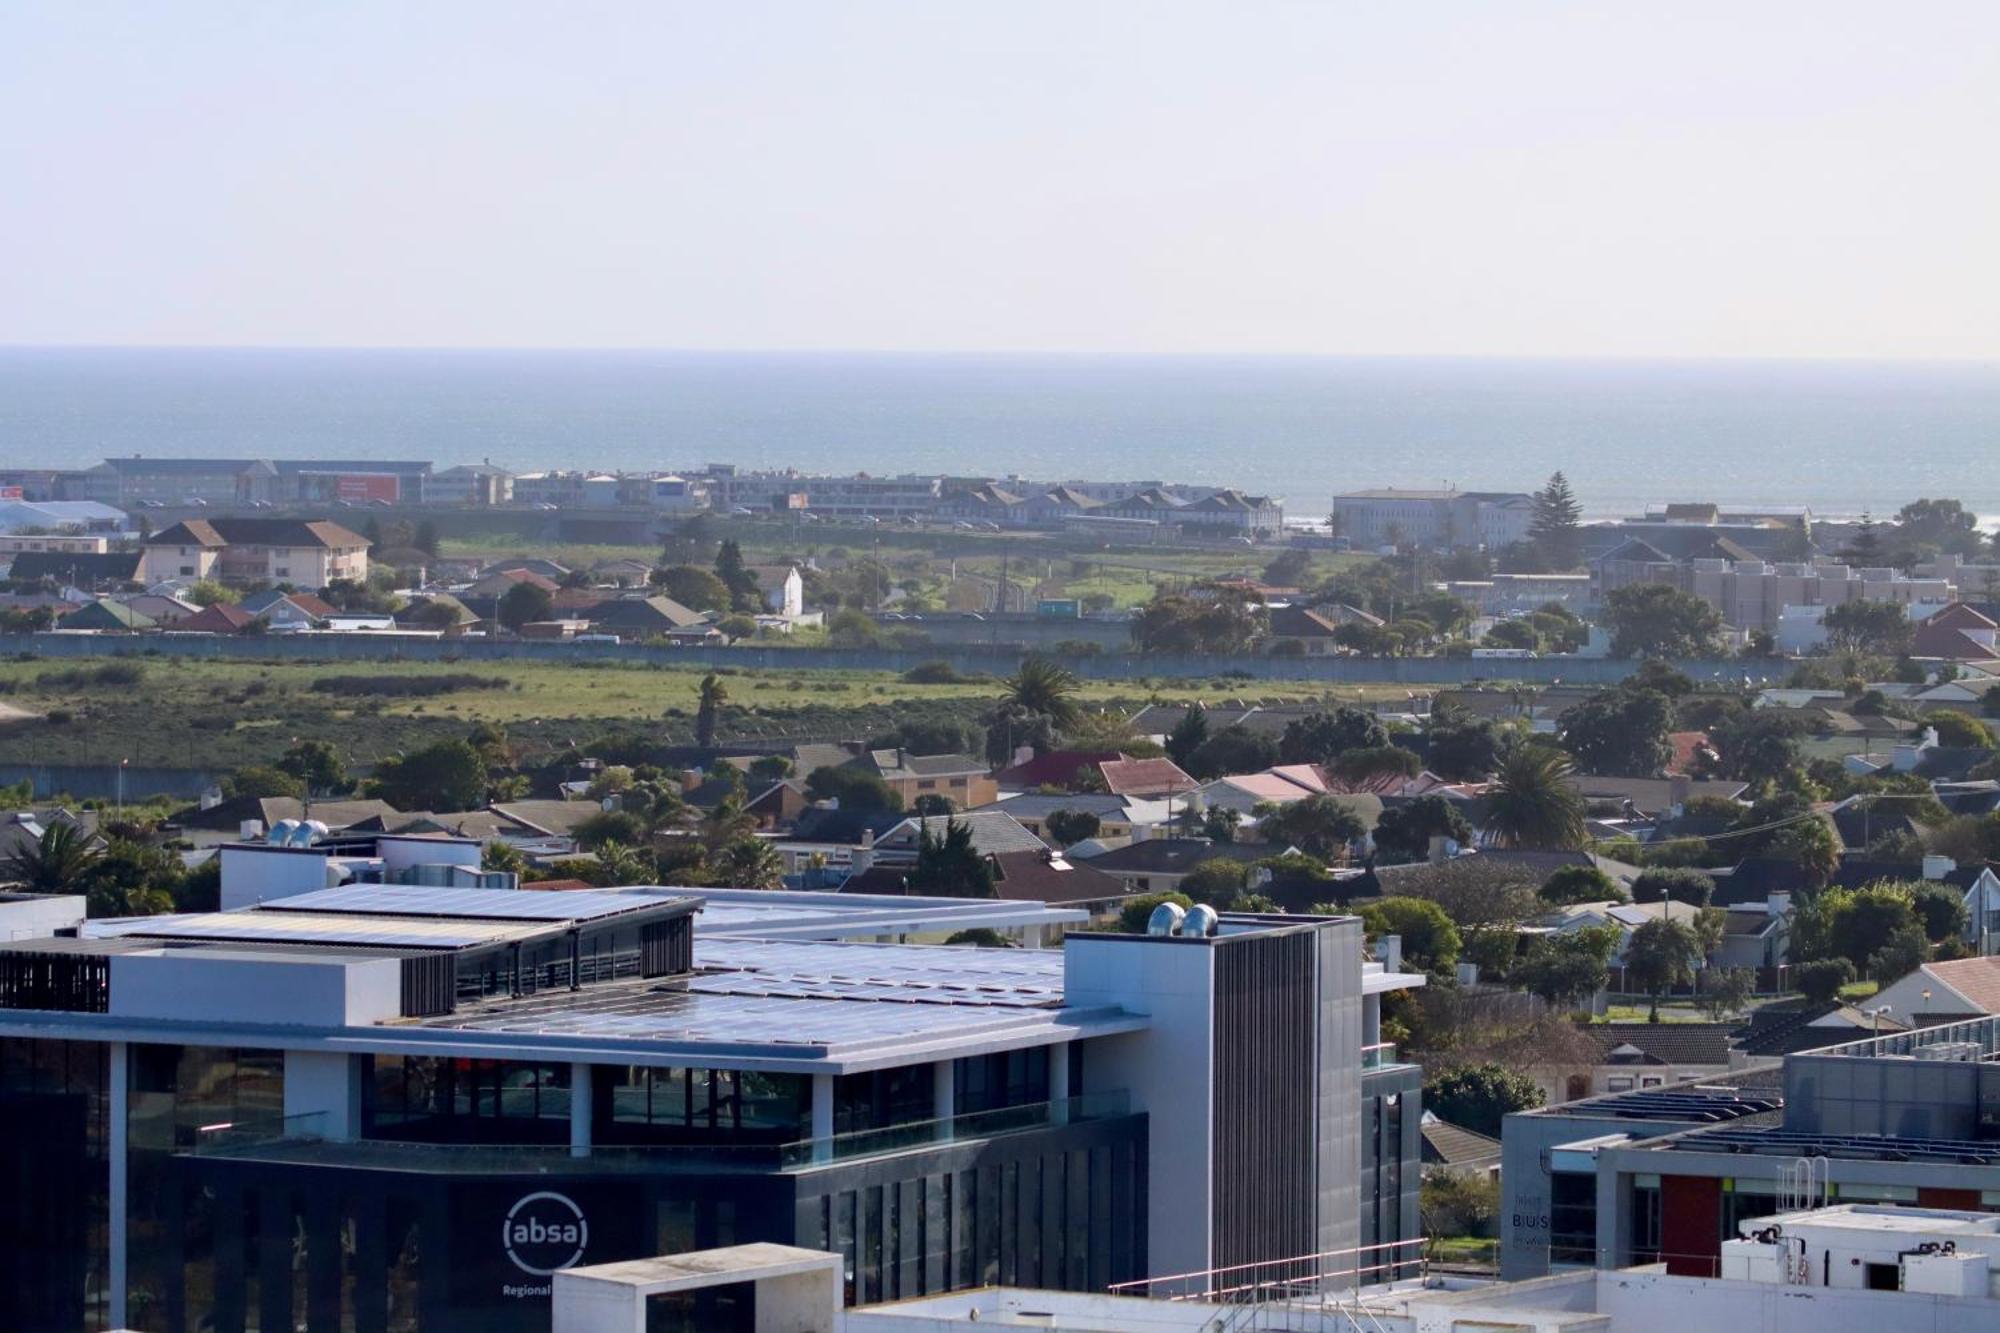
left=1109, top=1236, right=1428, bottom=1305
left=184, top=1094, right=1131, bottom=1175
left=1360, top=1042, right=1398, bottom=1069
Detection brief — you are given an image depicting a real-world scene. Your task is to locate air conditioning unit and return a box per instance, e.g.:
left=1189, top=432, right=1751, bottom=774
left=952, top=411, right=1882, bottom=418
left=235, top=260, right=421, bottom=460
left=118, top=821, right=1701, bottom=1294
left=1913, top=1042, right=1982, bottom=1062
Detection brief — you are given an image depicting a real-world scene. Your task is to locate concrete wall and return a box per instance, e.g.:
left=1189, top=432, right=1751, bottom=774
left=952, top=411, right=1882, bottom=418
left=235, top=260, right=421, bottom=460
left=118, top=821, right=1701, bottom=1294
left=107, top=950, right=401, bottom=1026
left=0, top=761, right=225, bottom=800
left=0, top=632, right=1755, bottom=685
left=1592, top=1268, right=2000, bottom=1333
left=0, top=893, right=86, bottom=940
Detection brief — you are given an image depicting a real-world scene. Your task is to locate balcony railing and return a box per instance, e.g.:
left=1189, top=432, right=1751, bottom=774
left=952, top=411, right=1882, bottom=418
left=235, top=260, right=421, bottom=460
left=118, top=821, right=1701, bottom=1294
left=183, top=1093, right=1131, bottom=1176
left=1360, top=1042, right=1398, bottom=1069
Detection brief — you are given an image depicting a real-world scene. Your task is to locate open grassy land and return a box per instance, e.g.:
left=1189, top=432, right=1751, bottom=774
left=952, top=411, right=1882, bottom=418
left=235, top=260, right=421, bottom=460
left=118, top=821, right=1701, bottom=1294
left=0, top=655, right=1414, bottom=777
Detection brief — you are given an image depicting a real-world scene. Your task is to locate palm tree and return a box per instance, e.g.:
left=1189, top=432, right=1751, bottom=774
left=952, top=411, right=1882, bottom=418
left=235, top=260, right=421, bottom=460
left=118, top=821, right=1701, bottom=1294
left=586, top=841, right=656, bottom=888
left=695, top=673, right=728, bottom=749
left=626, top=782, right=687, bottom=840
left=1002, top=656, right=1081, bottom=729
left=712, top=837, right=784, bottom=890
left=0, top=821, right=100, bottom=891
left=1483, top=746, right=1587, bottom=849
left=701, top=794, right=756, bottom=852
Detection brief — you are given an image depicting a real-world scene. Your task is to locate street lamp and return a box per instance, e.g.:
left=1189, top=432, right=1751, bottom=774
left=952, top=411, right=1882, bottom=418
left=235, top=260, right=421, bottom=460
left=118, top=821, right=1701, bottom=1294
left=1868, top=1003, right=1892, bottom=1037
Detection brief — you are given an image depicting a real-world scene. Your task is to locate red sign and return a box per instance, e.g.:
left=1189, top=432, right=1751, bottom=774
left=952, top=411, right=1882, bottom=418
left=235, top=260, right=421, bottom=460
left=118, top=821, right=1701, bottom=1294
left=332, top=474, right=400, bottom=503
left=0, top=486, right=22, bottom=500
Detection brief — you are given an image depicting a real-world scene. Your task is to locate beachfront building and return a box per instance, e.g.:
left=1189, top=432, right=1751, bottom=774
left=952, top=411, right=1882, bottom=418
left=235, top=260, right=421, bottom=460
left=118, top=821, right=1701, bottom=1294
left=138, top=518, right=370, bottom=587
left=1332, top=489, right=1534, bottom=551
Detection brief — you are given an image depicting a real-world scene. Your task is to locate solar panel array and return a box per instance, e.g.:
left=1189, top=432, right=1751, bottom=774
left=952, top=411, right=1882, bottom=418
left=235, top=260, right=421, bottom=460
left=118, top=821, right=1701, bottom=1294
left=694, top=937, right=1066, bottom=1008
left=1554, top=1090, right=1784, bottom=1123
left=93, top=911, right=543, bottom=951
left=1668, top=1127, right=2000, bottom=1165
left=270, top=884, right=691, bottom=923
left=423, top=981, right=1053, bottom=1050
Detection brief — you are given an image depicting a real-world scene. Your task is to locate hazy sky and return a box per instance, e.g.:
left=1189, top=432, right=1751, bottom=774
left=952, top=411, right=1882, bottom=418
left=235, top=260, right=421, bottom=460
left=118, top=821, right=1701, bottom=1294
left=3, top=2, right=1997, bottom=357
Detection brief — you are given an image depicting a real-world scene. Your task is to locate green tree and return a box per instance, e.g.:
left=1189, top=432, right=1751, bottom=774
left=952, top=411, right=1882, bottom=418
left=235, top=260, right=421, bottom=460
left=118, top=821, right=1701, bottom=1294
left=1516, top=926, right=1620, bottom=1006
left=79, top=837, right=183, bottom=918
left=1928, top=709, right=1995, bottom=749
left=1424, top=705, right=1505, bottom=780
left=278, top=739, right=347, bottom=794
left=1179, top=857, right=1252, bottom=905
left=1630, top=867, right=1715, bottom=907
left=748, top=755, right=795, bottom=785
left=574, top=809, right=647, bottom=850
left=1254, top=794, right=1366, bottom=860
left=1001, top=657, right=1082, bottom=730
left=1278, top=708, right=1388, bottom=765
left=1117, top=891, right=1193, bottom=934
left=714, top=539, right=759, bottom=611
left=1822, top=600, right=1914, bottom=657
left=184, top=579, right=239, bottom=607
left=1697, top=966, right=1758, bottom=1020
left=223, top=765, right=305, bottom=801
left=1768, top=816, right=1840, bottom=888
left=652, top=565, right=732, bottom=611
left=1794, top=957, right=1856, bottom=1004
left=1044, top=809, right=1102, bottom=847
left=695, top=673, right=728, bottom=749
left=1129, top=584, right=1267, bottom=654
left=0, top=821, right=101, bottom=892
left=906, top=819, right=997, bottom=898
left=710, top=836, right=784, bottom=889
left=911, top=793, right=956, bottom=817
left=1559, top=687, right=1674, bottom=777
left=1328, top=745, right=1421, bottom=784
left=1528, top=472, right=1584, bottom=571
left=1424, top=1063, right=1544, bottom=1138
left=1700, top=709, right=1805, bottom=783
left=497, top=580, right=553, bottom=630
left=803, top=765, right=903, bottom=812
left=1371, top=795, right=1475, bottom=864
left=1484, top=747, right=1588, bottom=849
left=1601, top=584, right=1723, bottom=658
left=367, top=740, right=490, bottom=811
left=1483, top=619, right=1542, bottom=652
left=1910, top=880, right=1970, bottom=944
left=1165, top=702, right=1210, bottom=771
left=1186, top=726, right=1280, bottom=780
left=1624, top=918, right=1705, bottom=1021
left=1538, top=865, right=1623, bottom=906
left=1358, top=897, right=1462, bottom=976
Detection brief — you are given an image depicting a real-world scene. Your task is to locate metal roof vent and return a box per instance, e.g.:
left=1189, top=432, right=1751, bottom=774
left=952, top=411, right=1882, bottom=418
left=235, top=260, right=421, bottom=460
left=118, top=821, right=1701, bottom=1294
left=267, top=819, right=300, bottom=846
left=1181, top=904, right=1219, bottom=938
left=1146, top=901, right=1186, bottom=937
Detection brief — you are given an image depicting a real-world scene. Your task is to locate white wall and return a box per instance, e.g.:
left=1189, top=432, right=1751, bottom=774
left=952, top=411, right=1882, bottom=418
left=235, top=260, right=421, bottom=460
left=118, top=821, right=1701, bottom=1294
left=109, top=950, right=402, bottom=1026
left=1593, top=1269, right=2000, bottom=1333
left=1063, top=935, right=1215, bottom=1278
left=0, top=893, right=86, bottom=940
left=220, top=845, right=334, bottom=908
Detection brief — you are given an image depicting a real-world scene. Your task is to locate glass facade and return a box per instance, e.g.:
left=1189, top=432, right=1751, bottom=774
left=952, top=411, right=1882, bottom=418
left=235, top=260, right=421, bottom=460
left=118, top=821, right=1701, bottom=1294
left=0, top=1037, right=110, bottom=1332
left=366, top=1056, right=573, bottom=1144
left=127, top=1044, right=284, bottom=1333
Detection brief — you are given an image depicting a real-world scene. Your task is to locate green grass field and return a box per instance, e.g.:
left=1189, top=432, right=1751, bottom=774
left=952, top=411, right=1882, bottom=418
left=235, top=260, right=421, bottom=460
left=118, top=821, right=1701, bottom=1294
left=0, top=655, right=1415, bottom=778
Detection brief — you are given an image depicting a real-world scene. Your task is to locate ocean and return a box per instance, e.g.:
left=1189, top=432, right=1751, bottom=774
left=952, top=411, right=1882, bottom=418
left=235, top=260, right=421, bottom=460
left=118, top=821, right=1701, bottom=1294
left=1, top=348, right=1996, bottom=519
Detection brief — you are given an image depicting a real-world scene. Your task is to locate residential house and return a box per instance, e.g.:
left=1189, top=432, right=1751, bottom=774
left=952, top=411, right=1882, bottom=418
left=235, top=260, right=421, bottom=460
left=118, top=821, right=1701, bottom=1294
left=991, top=749, right=1124, bottom=792
left=172, top=602, right=260, bottom=635
left=238, top=589, right=337, bottom=632
left=56, top=598, right=154, bottom=632
left=868, top=811, right=1050, bottom=863
left=591, top=558, right=656, bottom=588
left=973, top=793, right=1171, bottom=845
left=1265, top=604, right=1374, bottom=656
left=937, top=484, right=1026, bottom=526
left=745, top=564, right=805, bottom=619
left=1533, top=1021, right=1737, bottom=1106
left=139, top=519, right=370, bottom=587
left=1069, top=837, right=1274, bottom=897
left=1871, top=955, right=2000, bottom=1025
left=1097, top=757, right=1200, bottom=800
left=1419, top=1113, right=1503, bottom=1175
left=842, top=845, right=1135, bottom=915
left=1016, top=486, right=1102, bottom=528
left=121, top=593, right=199, bottom=625
left=864, top=750, right=998, bottom=810
left=2, top=550, right=144, bottom=589
left=1176, top=488, right=1282, bottom=534
left=587, top=595, right=707, bottom=638
left=1096, top=487, right=1188, bottom=523
left=1912, top=602, right=2000, bottom=660
left=1732, top=1000, right=1911, bottom=1059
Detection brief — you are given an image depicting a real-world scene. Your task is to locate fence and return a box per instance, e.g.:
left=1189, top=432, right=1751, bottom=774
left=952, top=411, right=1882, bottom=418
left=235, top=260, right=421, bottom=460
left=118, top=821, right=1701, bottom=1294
left=0, top=633, right=1755, bottom=686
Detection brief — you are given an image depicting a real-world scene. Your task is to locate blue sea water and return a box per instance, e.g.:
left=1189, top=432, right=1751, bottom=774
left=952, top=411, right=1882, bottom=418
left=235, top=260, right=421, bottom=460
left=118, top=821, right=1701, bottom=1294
left=0, top=348, right=1995, bottom=518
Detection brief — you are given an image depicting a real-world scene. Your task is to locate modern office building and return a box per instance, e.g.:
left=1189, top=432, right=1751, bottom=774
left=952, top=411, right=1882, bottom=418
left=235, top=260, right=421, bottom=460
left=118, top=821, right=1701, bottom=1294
left=1503, top=1015, right=2000, bottom=1285
left=0, top=831, right=1425, bottom=1332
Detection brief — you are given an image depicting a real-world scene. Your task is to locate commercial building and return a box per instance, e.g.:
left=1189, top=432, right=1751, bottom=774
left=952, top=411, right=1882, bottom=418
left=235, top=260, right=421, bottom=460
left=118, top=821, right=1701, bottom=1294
left=1332, top=489, right=1534, bottom=551
left=428, top=463, right=515, bottom=506
left=276, top=460, right=434, bottom=505
left=0, top=827, right=1425, bottom=1332
left=1596, top=552, right=1955, bottom=633
left=1502, top=1015, right=2000, bottom=1287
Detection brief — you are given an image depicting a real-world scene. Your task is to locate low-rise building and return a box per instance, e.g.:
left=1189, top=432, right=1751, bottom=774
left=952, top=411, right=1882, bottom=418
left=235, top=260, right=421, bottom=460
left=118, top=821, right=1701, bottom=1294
left=1333, top=488, right=1534, bottom=551
left=139, top=518, right=370, bottom=587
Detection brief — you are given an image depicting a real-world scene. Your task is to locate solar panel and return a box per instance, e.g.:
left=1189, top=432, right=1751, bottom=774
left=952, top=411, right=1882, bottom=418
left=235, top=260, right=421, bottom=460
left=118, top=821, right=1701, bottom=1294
left=94, top=910, right=542, bottom=951
left=266, top=884, right=692, bottom=924
left=1669, top=1127, right=2000, bottom=1165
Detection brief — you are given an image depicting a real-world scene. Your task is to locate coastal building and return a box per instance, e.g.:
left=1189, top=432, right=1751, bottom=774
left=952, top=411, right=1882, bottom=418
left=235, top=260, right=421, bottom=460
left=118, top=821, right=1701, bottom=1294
left=74, top=457, right=281, bottom=506
left=138, top=518, right=370, bottom=587
left=1598, top=553, right=1956, bottom=633
left=1332, top=489, right=1534, bottom=551
left=0, top=839, right=1427, bottom=1332
left=428, top=463, right=515, bottom=506
left=1176, top=488, right=1284, bottom=535
left=276, top=459, right=433, bottom=505
left=0, top=499, right=128, bottom=536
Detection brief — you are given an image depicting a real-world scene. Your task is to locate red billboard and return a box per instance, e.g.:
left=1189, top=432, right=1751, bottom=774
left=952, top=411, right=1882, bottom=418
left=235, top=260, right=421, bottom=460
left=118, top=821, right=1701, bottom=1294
left=331, top=474, right=400, bottom=503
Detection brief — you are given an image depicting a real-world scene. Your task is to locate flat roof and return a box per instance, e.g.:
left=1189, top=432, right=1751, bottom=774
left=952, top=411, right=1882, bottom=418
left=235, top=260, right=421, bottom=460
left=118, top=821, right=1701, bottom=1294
left=268, top=884, right=697, bottom=924
left=1661, top=1126, right=2000, bottom=1166
left=1526, top=1085, right=1784, bottom=1124
left=87, top=909, right=555, bottom=951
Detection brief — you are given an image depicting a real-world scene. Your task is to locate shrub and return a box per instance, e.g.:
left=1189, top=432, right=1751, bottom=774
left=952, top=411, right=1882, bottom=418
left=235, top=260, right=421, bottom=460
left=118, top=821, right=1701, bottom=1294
left=1630, top=867, right=1715, bottom=907
left=310, top=673, right=509, bottom=698
left=1538, top=865, right=1624, bottom=906
left=1117, top=891, right=1193, bottom=934
left=1794, top=957, right=1856, bottom=1004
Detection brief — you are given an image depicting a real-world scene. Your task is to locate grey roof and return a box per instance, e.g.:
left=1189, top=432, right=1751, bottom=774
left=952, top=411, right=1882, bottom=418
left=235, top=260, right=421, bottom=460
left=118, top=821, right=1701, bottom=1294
left=1585, top=1021, right=1734, bottom=1066
left=875, top=812, right=1049, bottom=857
left=868, top=750, right=989, bottom=780
left=975, top=793, right=1137, bottom=821
left=1075, top=838, right=1273, bottom=874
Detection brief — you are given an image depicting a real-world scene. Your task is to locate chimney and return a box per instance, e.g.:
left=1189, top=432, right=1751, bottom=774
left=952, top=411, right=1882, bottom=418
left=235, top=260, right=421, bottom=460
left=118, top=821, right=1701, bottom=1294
left=1012, top=744, right=1035, bottom=767
left=860, top=827, right=874, bottom=849
left=1766, top=889, right=1792, bottom=919
left=1669, top=773, right=1692, bottom=814
left=1427, top=834, right=1450, bottom=865
left=681, top=768, right=703, bottom=793
left=1923, top=855, right=1956, bottom=882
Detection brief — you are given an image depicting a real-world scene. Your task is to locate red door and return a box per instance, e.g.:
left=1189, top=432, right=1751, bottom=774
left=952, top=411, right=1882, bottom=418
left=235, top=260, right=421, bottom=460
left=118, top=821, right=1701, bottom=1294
left=1660, top=1175, right=1722, bottom=1277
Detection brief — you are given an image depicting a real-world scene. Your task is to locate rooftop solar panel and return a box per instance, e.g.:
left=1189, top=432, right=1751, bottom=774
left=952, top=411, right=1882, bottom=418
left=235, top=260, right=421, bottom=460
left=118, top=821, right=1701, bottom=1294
left=262, top=884, right=692, bottom=923
left=1667, top=1127, right=2000, bottom=1165
left=91, top=911, right=544, bottom=950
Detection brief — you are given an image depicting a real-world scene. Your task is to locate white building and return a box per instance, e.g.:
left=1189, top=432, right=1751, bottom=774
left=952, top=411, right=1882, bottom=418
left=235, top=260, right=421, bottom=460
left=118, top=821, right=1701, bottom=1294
left=1333, top=489, right=1535, bottom=551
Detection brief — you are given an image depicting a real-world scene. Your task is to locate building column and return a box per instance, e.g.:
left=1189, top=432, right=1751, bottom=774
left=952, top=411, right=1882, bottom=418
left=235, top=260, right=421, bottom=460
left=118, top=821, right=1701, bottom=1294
left=108, top=1040, right=128, bottom=1331
left=1363, top=993, right=1382, bottom=1049
left=1048, top=1040, right=1070, bottom=1125
left=811, top=1073, right=835, bottom=1164
left=932, top=1060, right=955, bottom=1142
left=570, top=1062, right=593, bottom=1159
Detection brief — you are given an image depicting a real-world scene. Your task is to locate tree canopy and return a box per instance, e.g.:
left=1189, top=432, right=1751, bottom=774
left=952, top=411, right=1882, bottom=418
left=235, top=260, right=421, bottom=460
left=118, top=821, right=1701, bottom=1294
left=1601, top=584, right=1723, bottom=658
